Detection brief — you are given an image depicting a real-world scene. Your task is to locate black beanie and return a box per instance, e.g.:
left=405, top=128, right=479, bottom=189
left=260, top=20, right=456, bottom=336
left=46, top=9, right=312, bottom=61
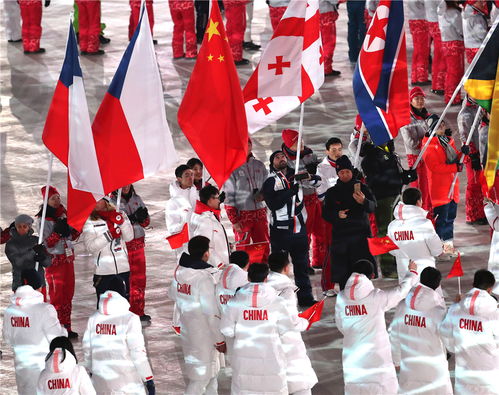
left=336, top=155, right=354, bottom=172
left=269, top=150, right=284, bottom=167
left=106, top=275, right=126, bottom=298
left=21, top=269, right=42, bottom=290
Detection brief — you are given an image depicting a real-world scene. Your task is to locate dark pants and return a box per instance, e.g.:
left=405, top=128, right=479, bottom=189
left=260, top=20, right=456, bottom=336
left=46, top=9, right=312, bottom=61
left=330, top=235, right=377, bottom=290
left=375, top=196, right=398, bottom=273
left=194, top=0, right=208, bottom=43
left=93, top=271, right=130, bottom=308
left=270, top=228, right=314, bottom=305
left=433, top=200, right=457, bottom=241
left=346, top=0, right=366, bottom=63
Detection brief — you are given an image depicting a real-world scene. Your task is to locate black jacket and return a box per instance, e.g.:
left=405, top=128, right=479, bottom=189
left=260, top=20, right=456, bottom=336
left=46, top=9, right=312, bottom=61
left=322, top=179, right=376, bottom=240
left=179, top=252, right=212, bottom=270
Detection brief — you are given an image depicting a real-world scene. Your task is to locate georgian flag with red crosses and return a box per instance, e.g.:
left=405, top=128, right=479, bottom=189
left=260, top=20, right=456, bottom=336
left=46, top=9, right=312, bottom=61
left=243, top=0, right=324, bottom=134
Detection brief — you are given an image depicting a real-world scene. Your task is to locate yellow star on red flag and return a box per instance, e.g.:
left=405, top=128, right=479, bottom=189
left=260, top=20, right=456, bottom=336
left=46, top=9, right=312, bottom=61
left=206, top=19, right=221, bottom=41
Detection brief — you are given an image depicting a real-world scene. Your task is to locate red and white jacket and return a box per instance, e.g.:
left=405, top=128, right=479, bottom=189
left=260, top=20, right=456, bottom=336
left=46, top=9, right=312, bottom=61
left=316, top=156, right=339, bottom=200
left=216, top=263, right=248, bottom=314
left=440, top=288, right=499, bottom=394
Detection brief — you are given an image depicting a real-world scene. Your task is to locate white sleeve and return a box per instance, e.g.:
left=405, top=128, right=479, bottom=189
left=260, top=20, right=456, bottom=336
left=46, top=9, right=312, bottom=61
left=36, top=371, right=46, bottom=395
left=425, top=230, right=444, bottom=257
left=81, top=319, right=92, bottom=372
left=220, top=304, right=236, bottom=338
left=334, top=295, right=344, bottom=334
left=126, top=315, right=153, bottom=382
left=2, top=312, right=12, bottom=347
left=485, top=202, right=499, bottom=231
left=199, top=274, right=225, bottom=343
left=316, top=165, right=329, bottom=199
left=389, top=301, right=404, bottom=366
left=43, top=304, right=67, bottom=342
left=77, top=366, right=97, bottom=395
left=380, top=272, right=418, bottom=311
left=81, top=222, right=110, bottom=255
left=439, top=306, right=457, bottom=353
left=276, top=302, right=297, bottom=336
left=119, top=213, right=134, bottom=243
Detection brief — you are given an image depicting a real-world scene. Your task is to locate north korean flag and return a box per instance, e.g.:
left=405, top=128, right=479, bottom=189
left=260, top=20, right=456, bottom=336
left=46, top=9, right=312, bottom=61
left=352, top=0, right=409, bottom=146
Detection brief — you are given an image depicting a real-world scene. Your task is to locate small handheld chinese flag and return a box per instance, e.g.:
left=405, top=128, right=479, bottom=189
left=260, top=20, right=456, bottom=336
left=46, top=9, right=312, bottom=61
left=447, top=253, right=464, bottom=278
left=166, top=223, right=189, bottom=250
left=367, top=236, right=399, bottom=256
left=298, top=298, right=325, bottom=330
left=237, top=242, right=270, bottom=263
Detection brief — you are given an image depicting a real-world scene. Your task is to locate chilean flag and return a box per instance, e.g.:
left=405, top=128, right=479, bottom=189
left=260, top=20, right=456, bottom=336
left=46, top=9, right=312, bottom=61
left=92, top=3, right=178, bottom=194
left=352, top=0, right=409, bottom=146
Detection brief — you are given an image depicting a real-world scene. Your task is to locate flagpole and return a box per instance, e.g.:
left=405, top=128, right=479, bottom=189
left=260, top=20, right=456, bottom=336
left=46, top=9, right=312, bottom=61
left=353, top=123, right=364, bottom=169
left=412, top=19, right=499, bottom=170
left=458, top=277, right=461, bottom=295
left=448, top=107, right=483, bottom=199
left=36, top=153, right=54, bottom=271
left=291, top=102, right=306, bottom=218
left=116, top=188, right=122, bottom=212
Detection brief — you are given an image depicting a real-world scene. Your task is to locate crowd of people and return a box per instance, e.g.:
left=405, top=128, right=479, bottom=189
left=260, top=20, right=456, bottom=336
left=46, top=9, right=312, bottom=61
left=2, top=0, right=499, bottom=394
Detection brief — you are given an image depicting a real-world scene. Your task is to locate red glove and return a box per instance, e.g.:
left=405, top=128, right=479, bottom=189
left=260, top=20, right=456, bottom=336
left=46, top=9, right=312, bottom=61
left=98, top=210, right=125, bottom=225
left=107, top=223, right=122, bottom=239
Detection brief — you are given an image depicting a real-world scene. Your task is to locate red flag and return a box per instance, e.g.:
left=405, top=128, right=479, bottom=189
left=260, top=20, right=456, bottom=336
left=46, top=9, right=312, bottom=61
left=298, top=298, right=325, bottom=330
left=166, top=223, right=190, bottom=250
left=177, top=0, right=248, bottom=188
left=367, top=236, right=399, bottom=255
left=447, top=253, right=464, bottom=278
left=236, top=242, right=270, bottom=263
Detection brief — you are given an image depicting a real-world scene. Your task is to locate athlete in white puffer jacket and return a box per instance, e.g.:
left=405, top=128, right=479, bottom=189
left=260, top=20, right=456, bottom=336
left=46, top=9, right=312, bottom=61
left=335, top=260, right=418, bottom=395
left=82, top=280, right=155, bottom=395
left=216, top=251, right=250, bottom=315
left=2, top=270, right=67, bottom=395
left=37, top=336, right=95, bottom=394
left=266, top=252, right=318, bottom=395
left=484, top=199, right=499, bottom=295
left=388, top=188, right=443, bottom=281
left=169, top=236, right=225, bottom=394
left=440, top=269, right=499, bottom=395
left=390, top=267, right=453, bottom=395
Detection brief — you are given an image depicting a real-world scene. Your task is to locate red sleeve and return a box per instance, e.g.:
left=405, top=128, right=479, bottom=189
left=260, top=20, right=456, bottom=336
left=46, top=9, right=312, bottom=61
left=423, top=144, right=458, bottom=174
left=0, top=228, right=11, bottom=244
left=45, top=232, right=61, bottom=248
left=224, top=205, right=240, bottom=224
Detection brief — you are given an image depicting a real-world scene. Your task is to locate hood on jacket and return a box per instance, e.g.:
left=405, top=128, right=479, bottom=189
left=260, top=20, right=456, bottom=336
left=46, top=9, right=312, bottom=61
left=194, top=200, right=221, bottom=220
left=404, top=284, right=443, bottom=312
left=343, top=273, right=375, bottom=301
left=266, top=271, right=297, bottom=294
left=169, top=181, right=195, bottom=199
left=178, top=252, right=212, bottom=270
left=235, top=282, right=278, bottom=308
left=9, top=227, right=34, bottom=239
left=392, top=202, right=428, bottom=221
left=97, top=290, right=130, bottom=316
left=44, top=347, right=77, bottom=373
left=10, top=285, right=44, bottom=306
left=220, top=264, right=248, bottom=290
left=459, top=288, right=497, bottom=317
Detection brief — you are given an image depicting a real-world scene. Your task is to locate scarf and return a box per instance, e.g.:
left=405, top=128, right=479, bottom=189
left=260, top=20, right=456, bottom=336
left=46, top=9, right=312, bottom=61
left=194, top=200, right=221, bottom=221
left=281, top=144, right=313, bottom=161
left=36, top=204, right=67, bottom=220
left=437, top=134, right=458, bottom=164
left=327, top=157, right=337, bottom=167
left=410, top=105, right=429, bottom=120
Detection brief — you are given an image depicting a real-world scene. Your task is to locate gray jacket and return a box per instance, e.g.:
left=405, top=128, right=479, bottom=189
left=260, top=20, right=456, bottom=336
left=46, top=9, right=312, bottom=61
left=463, top=4, right=488, bottom=49
left=36, top=218, right=76, bottom=256
left=224, top=156, right=268, bottom=211
left=111, top=193, right=148, bottom=240
left=5, top=228, right=51, bottom=291
left=438, top=1, right=463, bottom=42
left=400, top=113, right=428, bottom=155
left=457, top=101, right=480, bottom=148
left=406, top=0, right=426, bottom=20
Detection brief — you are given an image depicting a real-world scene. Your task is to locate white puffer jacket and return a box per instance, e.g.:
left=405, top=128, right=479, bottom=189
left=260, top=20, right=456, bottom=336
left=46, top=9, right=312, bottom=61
left=437, top=1, right=463, bottom=42
left=390, top=284, right=452, bottom=394
left=440, top=288, right=499, bottom=394
left=462, top=4, right=489, bottom=49
left=266, top=272, right=318, bottom=393
left=165, top=181, right=198, bottom=239
left=2, top=286, right=67, bottom=395
left=485, top=202, right=499, bottom=295
left=388, top=202, right=443, bottom=280
left=406, top=0, right=426, bottom=20
left=82, top=291, right=153, bottom=394
left=220, top=282, right=296, bottom=395
left=335, top=271, right=418, bottom=395
left=316, top=156, right=339, bottom=200
left=216, top=263, right=248, bottom=314
left=81, top=213, right=134, bottom=276
left=37, top=348, right=96, bottom=395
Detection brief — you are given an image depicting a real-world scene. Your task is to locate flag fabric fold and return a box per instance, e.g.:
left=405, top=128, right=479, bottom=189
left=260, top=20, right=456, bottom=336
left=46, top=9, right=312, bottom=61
left=447, top=253, right=464, bottom=279
left=177, top=0, right=248, bottom=188
left=166, top=223, right=190, bottom=249
left=298, top=298, right=325, bottom=330
left=352, top=0, right=409, bottom=146
left=367, top=235, right=399, bottom=255
left=243, top=0, right=324, bottom=134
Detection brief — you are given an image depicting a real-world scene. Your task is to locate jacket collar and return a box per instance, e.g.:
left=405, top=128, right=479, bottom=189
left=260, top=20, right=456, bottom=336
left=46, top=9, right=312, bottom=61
left=194, top=200, right=221, bottom=220
left=179, top=252, right=212, bottom=270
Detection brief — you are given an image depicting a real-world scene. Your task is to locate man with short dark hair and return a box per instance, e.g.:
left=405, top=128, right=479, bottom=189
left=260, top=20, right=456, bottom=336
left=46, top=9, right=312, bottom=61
left=220, top=263, right=296, bottom=394
left=169, top=236, right=225, bottom=394
left=440, top=269, right=499, bottom=394
left=190, top=185, right=230, bottom=268
left=317, top=137, right=344, bottom=200
left=390, top=267, right=452, bottom=394
left=388, top=187, right=443, bottom=281
left=335, top=259, right=418, bottom=394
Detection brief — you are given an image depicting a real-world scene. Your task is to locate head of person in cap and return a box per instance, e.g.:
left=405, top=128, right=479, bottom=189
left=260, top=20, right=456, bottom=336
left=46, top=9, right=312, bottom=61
left=335, top=155, right=355, bottom=184
left=14, top=214, right=34, bottom=237
left=269, top=150, right=290, bottom=173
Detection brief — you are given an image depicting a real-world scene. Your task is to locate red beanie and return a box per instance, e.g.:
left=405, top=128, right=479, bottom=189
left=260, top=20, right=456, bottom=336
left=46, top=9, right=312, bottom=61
left=409, top=87, right=426, bottom=101
left=281, top=129, right=299, bottom=149
left=41, top=186, right=60, bottom=199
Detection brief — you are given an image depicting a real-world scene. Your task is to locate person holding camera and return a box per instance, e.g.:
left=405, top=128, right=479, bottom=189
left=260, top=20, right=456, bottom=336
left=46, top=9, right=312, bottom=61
left=262, top=150, right=317, bottom=308
left=36, top=186, right=80, bottom=338
left=111, top=184, right=151, bottom=323
left=323, top=155, right=377, bottom=290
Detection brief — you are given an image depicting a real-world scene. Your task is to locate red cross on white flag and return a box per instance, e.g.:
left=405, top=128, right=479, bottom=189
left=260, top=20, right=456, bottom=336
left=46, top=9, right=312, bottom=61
left=243, top=0, right=324, bottom=134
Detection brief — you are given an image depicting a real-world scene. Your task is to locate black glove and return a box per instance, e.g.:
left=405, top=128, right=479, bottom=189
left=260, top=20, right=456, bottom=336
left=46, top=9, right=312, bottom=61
left=290, top=183, right=300, bottom=195
left=34, top=253, right=45, bottom=262
left=127, top=212, right=138, bottom=224
left=401, top=169, right=418, bottom=185
left=460, top=145, right=470, bottom=155
left=32, top=244, right=46, bottom=255
left=305, top=161, right=319, bottom=175
left=135, top=207, right=149, bottom=223
left=145, top=380, right=155, bottom=395
left=470, top=153, right=482, bottom=171
left=456, top=163, right=464, bottom=172
left=218, top=191, right=226, bottom=204
left=53, top=218, right=70, bottom=237
left=44, top=0, right=50, bottom=7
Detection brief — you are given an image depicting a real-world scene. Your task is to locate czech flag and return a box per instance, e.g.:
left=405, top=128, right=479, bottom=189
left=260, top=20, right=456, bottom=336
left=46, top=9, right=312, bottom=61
left=352, top=0, right=409, bottom=146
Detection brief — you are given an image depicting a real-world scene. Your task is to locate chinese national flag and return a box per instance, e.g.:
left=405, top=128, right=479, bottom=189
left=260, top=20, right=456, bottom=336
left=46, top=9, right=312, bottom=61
left=367, top=236, right=399, bottom=256
left=298, top=298, right=325, bottom=330
left=177, top=0, right=248, bottom=188
left=447, top=253, right=464, bottom=278
left=166, top=223, right=189, bottom=250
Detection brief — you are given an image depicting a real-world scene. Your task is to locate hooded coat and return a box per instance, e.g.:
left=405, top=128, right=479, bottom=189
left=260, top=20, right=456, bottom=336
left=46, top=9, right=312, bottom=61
left=216, top=263, right=248, bottom=314
left=169, top=253, right=224, bottom=382
left=484, top=202, right=499, bottom=295
left=266, top=272, right=318, bottom=393
left=335, top=271, right=418, bottom=394
left=390, top=284, right=452, bottom=394
left=220, top=282, right=296, bottom=395
left=82, top=291, right=153, bottom=394
left=37, top=348, right=96, bottom=394
left=440, top=288, right=499, bottom=394
left=388, top=202, right=443, bottom=280
left=5, top=227, right=51, bottom=291
left=165, top=181, right=198, bottom=244
left=2, top=286, right=67, bottom=395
